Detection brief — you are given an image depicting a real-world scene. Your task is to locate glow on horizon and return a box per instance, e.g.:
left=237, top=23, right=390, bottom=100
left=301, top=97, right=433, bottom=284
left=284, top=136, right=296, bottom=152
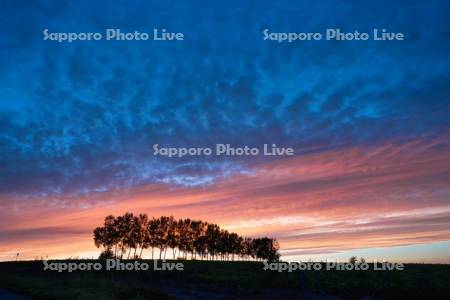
left=0, top=136, right=449, bottom=262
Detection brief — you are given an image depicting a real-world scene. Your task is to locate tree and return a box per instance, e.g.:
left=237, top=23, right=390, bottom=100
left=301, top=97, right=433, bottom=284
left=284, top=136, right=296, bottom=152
left=147, top=217, right=160, bottom=259
left=119, top=212, right=136, bottom=259
left=99, top=248, right=115, bottom=259
left=93, top=213, right=280, bottom=262
left=191, top=220, right=207, bottom=259
left=230, top=233, right=243, bottom=261
left=155, top=216, right=170, bottom=259
left=241, top=237, right=254, bottom=261
left=205, top=223, right=221, bottom=260
left=137, top=214, right=149, bottom=258
left=166, top=216, right=179, bottom=259
left=94, top=215, right=119, bottom=258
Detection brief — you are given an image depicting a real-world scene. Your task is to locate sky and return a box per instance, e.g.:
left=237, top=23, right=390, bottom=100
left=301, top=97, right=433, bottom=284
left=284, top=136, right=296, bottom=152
left=0, top=0, right=449, bottom=262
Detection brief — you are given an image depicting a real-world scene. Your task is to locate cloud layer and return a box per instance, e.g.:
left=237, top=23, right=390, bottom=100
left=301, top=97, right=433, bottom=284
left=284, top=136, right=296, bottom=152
left=1, top=136, right=449, bottom=261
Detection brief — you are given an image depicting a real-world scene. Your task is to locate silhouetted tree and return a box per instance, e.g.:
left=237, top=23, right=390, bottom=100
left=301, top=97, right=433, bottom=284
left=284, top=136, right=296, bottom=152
left=93, top=213, right=280, bottom=262
left=146, top=217, right=159, bottom=259
left=205, top=223, right=221, bottom=260
left=166, top=216, right=179, bottom=259
left=241, top=237, right=254, bottom=261
left=193, top=221, right=208, bottom=260
left=137, top=213, right=149, bottom=258
left=99, top=248, right=115, bottom=259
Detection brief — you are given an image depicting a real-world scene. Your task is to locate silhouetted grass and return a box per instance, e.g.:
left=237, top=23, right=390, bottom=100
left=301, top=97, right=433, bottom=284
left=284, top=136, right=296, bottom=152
left=0, top=260, right=449, bottom=299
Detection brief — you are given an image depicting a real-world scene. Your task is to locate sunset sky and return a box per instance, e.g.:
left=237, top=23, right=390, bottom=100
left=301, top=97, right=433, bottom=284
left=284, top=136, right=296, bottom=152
left=0, top=0, right=449, bottom=263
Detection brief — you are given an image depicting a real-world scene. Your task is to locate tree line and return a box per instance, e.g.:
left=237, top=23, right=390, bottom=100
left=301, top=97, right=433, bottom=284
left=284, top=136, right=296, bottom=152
left=93, top=212, right=280, bottom=262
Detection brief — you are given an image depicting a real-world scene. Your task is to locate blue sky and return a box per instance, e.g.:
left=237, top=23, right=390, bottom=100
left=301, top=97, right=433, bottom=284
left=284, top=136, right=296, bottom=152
left=1, top=0, right=449, bottom=198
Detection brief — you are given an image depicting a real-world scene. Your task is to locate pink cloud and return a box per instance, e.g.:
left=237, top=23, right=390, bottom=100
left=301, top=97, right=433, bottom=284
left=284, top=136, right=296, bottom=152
left=1, top=136, right=449, bottom=261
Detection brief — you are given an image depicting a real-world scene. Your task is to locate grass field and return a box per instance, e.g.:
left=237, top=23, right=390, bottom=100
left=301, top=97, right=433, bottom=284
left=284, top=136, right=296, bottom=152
left=0, top=260, right=449, bottom=299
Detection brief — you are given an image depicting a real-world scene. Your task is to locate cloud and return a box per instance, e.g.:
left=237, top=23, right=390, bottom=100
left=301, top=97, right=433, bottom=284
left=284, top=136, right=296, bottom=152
left=1, top=1, right=450, bottom=197
left=0, top=136, right=449, bottom=260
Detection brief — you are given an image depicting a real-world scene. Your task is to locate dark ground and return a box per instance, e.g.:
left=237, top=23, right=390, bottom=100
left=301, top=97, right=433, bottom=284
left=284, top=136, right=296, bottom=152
left=0, top=289, right=33, bottom=300
left=0, top=260, right=449, bottom=300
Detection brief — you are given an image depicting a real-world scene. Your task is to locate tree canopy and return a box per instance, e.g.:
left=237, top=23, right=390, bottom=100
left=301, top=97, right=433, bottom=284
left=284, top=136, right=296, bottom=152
left=94, top=212, right=280, bottom=262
